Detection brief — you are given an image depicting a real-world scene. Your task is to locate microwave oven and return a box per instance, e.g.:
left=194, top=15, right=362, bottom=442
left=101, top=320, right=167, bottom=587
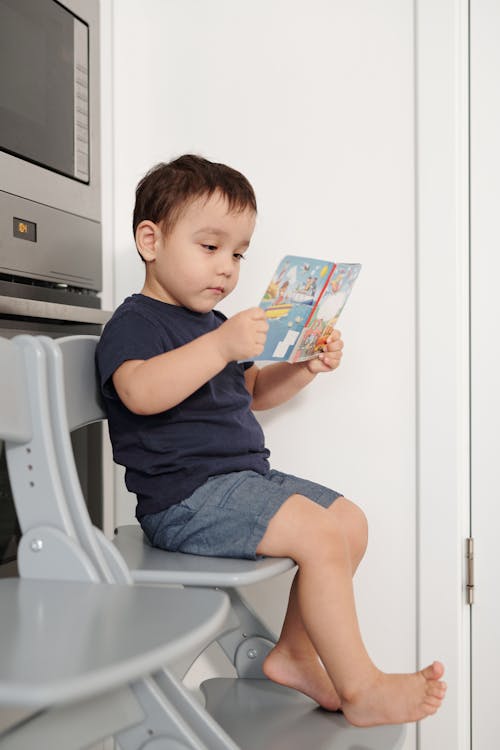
left=0, top=0, right=101, bottom=292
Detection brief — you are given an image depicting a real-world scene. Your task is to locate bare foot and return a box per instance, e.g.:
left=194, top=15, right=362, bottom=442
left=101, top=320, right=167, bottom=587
left=342, top=661, right=447, bottom=727
left=262, top=645, right=342, bottom=711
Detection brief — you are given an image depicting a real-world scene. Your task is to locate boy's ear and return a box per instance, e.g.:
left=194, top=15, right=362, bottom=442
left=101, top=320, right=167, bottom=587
left=135, top=220, right=160, bottom=262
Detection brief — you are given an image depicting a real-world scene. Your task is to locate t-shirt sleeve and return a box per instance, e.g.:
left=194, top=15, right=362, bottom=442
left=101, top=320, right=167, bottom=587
left=96, top=311, right=169, bottom=398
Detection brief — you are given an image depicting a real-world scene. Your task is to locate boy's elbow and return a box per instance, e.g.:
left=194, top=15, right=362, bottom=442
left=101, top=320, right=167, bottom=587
left=121, top=386, right=175, bottom=415
left=113, top=361, right=159, bottom=415
left=113, top=364, right=181, bottom=415
left=120, top=390, right=149, bottom=415
left=117, top=382, right=156, bottom=416
left=127, top=400, right=154, bottom=416
left=250, top=394, right=271, bottom=411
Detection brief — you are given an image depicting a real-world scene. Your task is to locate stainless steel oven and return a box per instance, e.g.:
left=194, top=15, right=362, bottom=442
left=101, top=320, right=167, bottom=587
left=0, top=0, right=101, bottom=291
left=0, top=0, right=104, bottom=577
left=0, top=282, right=110, bottom=577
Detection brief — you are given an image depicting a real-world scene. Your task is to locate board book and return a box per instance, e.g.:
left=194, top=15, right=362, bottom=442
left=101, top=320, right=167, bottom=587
left=254, top=255, right=361, bottom=362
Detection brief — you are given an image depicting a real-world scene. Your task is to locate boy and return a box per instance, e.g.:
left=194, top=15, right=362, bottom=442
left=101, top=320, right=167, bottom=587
left=96, top=154, right=446, bottom=727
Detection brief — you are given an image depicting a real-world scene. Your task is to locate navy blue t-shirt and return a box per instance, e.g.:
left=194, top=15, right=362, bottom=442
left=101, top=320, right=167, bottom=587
left=96, top=294, right=270, bottom=519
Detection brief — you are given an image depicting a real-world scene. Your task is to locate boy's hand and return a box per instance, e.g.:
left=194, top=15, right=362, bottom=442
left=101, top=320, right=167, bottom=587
left=305, top=329, right=344, bottom=374
left=215, top=307, right=269, bottom=362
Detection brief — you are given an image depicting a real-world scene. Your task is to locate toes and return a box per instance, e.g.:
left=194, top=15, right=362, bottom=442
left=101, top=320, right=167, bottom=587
left=421, top=661, right=445, bottom=681
left=424, top=695, right=444, bottom=710
left=426, top=680, right=447, bottom=699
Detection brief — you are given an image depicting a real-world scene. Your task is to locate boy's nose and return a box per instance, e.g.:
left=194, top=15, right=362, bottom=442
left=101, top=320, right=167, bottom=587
left=216, top=255, right=234, bottom=276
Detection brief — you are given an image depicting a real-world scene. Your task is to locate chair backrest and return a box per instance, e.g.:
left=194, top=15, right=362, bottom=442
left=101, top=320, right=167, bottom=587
left=0, top=337, right=31, bottom=444
left=2, top=335, right=128, bottom=583
left=47, top=335, right=106, bottom=431
left=38, top=334, right=133, bottom=584
left=4, top=336, right=83, bottom=548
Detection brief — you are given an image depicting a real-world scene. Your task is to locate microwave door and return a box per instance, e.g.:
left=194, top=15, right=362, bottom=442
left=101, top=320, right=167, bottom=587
left=0, top=0, right=89, bottom=183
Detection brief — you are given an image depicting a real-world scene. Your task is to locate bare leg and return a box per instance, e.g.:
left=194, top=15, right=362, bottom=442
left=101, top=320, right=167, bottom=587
left=262, top=571, right=343, bottom=710
left=257, top=494, right=447, bottom=727
left=262, top=497, right=367, bottom=710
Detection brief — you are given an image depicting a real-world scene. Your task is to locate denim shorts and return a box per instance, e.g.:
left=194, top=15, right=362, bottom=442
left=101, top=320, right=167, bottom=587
left=140, top=469, right=343, bottom=560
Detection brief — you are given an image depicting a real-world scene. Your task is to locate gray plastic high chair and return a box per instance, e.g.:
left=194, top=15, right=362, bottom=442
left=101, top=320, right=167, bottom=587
left=0, top=334, right=232, bottom=750
left=18, top=333, right=406, bottom=749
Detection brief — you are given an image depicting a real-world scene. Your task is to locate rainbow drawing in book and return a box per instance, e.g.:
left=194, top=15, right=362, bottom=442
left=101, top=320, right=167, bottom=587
left=255, top=255, right=361, bottom=362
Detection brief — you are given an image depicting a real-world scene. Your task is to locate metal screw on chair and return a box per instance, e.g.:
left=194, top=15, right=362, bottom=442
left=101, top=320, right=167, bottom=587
left=247, top=648, right=257, bottom=659
left=30, top=539, right=43, bottom=552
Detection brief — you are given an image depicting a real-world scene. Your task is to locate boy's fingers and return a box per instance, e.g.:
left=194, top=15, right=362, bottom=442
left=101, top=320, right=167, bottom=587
left=249, top=306, right=267, bottom=320
left=326, top=333, right=342, bottom=345
left=325, top=340, right=343, bottom=352
left=316, top=355, right=333, bottom=369
left=320, top=354, right=339, bottom=369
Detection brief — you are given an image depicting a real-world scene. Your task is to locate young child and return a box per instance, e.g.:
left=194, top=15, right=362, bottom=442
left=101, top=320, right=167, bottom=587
left=96, top=154, right=446, bottom=728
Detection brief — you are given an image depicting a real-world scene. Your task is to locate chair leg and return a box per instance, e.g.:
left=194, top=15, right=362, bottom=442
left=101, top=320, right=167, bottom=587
left=115, top=676, right=209, bottom=750
left=215, top=588, right=277, bottom=678
left=153, top=668, right=240, bottom=750
left=0, top=686, right=144, bottom=750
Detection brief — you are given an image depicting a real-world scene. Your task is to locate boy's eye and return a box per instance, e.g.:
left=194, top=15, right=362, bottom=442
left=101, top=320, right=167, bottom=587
left=201, top=244, right=217, bottom=251
left=233, top=253, right=246, bottom=261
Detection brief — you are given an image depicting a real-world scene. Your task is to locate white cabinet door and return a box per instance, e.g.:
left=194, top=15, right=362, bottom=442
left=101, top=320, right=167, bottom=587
left=416, top=2, right=471, bottom=749
left=470, top=1, right=500, bottom=746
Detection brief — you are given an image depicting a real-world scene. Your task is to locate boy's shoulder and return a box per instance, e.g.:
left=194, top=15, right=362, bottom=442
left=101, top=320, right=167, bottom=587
left=111, top=293, right=153, bottom=320
left=99, top=294, right=165, bottom=350
left=96, top=295, right=172, bottom=376
left=106, top=294, right=172, bottom=329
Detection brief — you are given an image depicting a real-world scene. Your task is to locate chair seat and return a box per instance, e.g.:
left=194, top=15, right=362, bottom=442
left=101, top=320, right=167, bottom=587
left=113, top=524, right=295, bottom=586
left=0, top=578, right=229, bottom=709
left=201, top=678, right=406, bottom=750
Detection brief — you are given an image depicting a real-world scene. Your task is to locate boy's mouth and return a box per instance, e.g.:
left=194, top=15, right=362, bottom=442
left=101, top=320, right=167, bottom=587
left=208, top=286, right=225, bottom=294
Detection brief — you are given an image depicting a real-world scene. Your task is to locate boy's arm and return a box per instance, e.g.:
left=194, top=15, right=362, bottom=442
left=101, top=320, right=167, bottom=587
left=245, top=330, right=344, bottom=410
left=113, top=307, right=268, bottom=415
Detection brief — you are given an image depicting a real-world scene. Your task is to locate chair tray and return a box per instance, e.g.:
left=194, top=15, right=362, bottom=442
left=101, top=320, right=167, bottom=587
left=114, top=524, right=295, bottom=586
left=201, top=678, right=406, bottom=750
left=0, top=579, right=228, bottom=708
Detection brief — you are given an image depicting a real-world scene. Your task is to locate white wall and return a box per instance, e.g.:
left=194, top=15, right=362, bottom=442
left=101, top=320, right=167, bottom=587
left=111, top=2, right=417, bottom=744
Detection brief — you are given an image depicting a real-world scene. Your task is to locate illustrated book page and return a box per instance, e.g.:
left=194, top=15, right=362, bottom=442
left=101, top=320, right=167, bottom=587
left=255, top=255, right=361, bottom=362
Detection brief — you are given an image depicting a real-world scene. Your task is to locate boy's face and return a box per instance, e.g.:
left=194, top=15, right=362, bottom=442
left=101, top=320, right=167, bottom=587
left=138, top=190, right=256, bottom=313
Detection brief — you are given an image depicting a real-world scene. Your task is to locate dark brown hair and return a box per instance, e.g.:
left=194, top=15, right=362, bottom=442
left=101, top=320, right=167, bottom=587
left=132, top=154, right=257, bottom=242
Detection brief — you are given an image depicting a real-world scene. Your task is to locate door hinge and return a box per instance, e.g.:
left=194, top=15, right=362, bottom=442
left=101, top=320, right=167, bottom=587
left=466, top=537, right=474, bottom=605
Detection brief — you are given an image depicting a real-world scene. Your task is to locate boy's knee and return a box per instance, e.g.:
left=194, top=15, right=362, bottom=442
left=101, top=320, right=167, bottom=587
left=347, top=500, right=368, bottom=545
left=328, top=497, right=368, bottom=561
left=351, top=503, right=368, bottom=561
left=296, top=509, right=349, bottom=566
